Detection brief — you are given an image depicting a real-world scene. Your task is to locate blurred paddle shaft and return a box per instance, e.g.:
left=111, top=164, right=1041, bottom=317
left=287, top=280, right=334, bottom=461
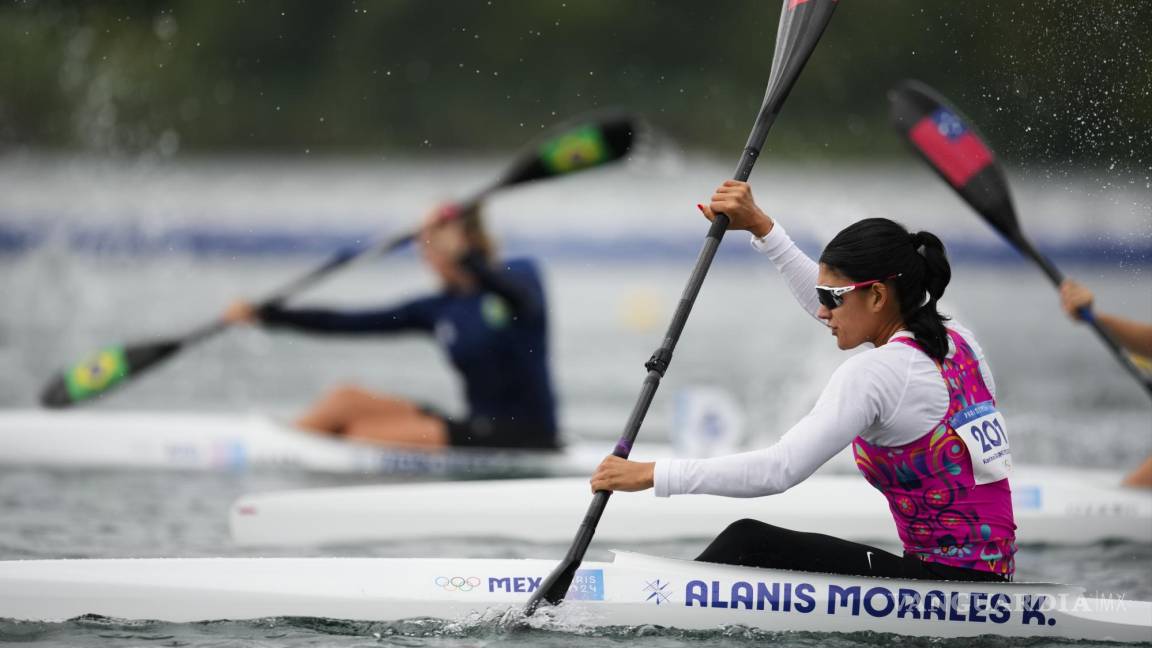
left=262, top=110, right=644, bottom=305
left=40, top=113, right=639, bottom=408
left=257, top=183, right=496, bottom=308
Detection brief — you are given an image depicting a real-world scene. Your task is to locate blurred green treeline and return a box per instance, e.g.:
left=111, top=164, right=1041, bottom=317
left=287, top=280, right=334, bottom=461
left=1, top=0, right=1149, bottom=170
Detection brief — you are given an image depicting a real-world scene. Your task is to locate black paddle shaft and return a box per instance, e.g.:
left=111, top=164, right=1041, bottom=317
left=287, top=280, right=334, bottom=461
left=525, top=0, right=839, bottom=613
left=524, top=207, right=732, bottom=613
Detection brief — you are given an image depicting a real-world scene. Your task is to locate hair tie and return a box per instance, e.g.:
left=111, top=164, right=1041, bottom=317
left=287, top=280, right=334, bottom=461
left=909, top=232, right=928, bottom=257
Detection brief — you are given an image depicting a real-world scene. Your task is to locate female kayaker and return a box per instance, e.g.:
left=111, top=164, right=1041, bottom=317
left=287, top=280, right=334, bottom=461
left=592, top=180, right=1015, bottom=582
left=225, top=203, right=559, bottom=450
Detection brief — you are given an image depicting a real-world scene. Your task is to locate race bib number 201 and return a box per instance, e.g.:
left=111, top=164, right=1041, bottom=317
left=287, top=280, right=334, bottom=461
left=949, top=401, right=1012, bottom=485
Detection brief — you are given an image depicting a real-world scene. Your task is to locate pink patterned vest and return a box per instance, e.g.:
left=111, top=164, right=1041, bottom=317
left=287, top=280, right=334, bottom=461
left=853, top=328, right=1016, bottom=576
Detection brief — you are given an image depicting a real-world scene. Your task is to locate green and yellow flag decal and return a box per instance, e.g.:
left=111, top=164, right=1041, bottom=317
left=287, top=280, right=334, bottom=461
left=65, top=346, right=129, bottom=401
left=482, top=294, right=511, bottom=329
left=539, top=125, right=610, bottom=174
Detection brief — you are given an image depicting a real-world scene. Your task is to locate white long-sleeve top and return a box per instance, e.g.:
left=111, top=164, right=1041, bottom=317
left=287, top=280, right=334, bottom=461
left=653, top=220, right=997, bottom=498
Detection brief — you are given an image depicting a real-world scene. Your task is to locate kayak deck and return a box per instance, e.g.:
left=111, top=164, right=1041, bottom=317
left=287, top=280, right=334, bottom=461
left=1, top=552, right=1149, bottom=642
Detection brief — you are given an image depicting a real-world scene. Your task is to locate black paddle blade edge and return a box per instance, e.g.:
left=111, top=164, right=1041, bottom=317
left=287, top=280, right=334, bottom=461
left=39, top=340, right=183, bottom=408
left=497, top=112, right=639, bottom=188
left=762, top=0, right=839, bottom=119
left=888, top=80, right=1020, bottom=240
left=39, top=375, right=75, bottom=408
left=524, top=559, right=579, bottom=614
left=738, top=0, right=837, bottom=179
left=525, top=490, right=611, bottom=614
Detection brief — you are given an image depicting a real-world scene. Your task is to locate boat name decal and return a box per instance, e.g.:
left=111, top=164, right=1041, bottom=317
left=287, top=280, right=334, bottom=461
left=487, top=569, right=604, bottom=601
left=684, top=580, right=1082, bottom=627
left=685, top=580, right=817, bottom=613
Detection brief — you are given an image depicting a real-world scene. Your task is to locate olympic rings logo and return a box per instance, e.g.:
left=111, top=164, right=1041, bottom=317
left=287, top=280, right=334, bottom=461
left=435, top=576, right=482, bottom=592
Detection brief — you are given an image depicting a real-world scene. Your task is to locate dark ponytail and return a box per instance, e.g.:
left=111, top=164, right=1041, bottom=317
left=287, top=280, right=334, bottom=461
left=819, top=218, right=953, bottom=360
left=904, top=230, right=951, bottom=360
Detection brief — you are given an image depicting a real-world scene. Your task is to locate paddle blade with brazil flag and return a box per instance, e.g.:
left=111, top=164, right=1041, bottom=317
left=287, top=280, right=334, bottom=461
left=40, top=339, right=184, bottom=408
left=490, top=114, right=637, bottom=191
left=356, top=113, right=640, bottom=249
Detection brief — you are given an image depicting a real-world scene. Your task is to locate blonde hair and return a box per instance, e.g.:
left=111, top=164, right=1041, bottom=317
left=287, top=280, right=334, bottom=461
left=459, top=203, right=497, bottom=263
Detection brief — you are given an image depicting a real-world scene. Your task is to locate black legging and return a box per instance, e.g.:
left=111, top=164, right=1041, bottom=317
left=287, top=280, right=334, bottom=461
left=695, top=519, right=1009, bottom=583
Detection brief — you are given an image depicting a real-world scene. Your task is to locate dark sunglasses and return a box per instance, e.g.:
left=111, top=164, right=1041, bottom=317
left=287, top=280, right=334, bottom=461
left=815, top=274, right=902, bottom=310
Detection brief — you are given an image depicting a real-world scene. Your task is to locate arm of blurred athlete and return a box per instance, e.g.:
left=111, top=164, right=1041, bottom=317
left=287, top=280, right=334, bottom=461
left=1061, top=279, right=1152, bottom=357
left=223, top=297, right=438, bottom=335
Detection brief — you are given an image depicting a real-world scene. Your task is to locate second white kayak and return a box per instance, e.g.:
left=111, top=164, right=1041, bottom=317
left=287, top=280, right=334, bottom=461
left=230, top=465, right=1152, bottom=547
left=0, top=409, right=666, bottom=476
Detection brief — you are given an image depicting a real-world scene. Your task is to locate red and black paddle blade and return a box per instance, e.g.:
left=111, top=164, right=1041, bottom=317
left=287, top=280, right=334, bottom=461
left=890, top=81, right=1152, bottom=398
left=888, top=80, right=1024, bottom=246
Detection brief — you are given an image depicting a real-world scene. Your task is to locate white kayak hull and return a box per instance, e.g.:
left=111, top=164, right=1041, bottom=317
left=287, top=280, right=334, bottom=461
left=0, top=409, right=661, bottom=476
left=230, top=466, right=1152, bottom=547
left=1, top=552, right=1149, bottom=642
